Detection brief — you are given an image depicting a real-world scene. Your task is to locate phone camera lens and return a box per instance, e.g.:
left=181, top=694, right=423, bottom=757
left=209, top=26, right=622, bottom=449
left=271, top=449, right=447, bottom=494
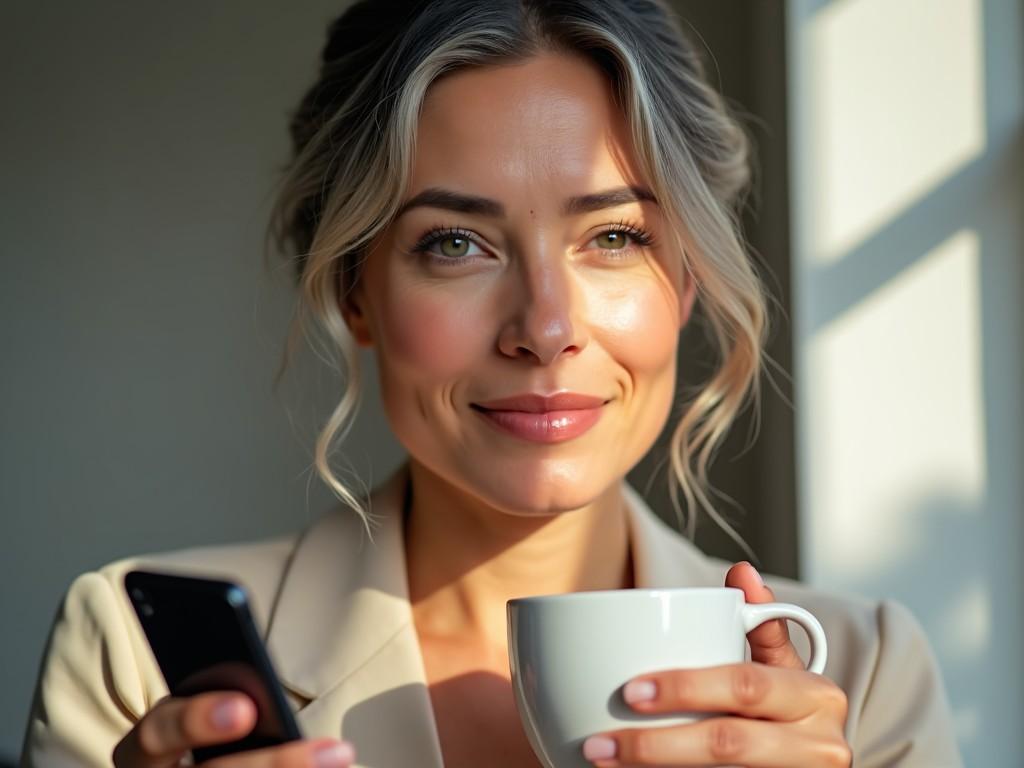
left=130, top=587, right=154, bottom=617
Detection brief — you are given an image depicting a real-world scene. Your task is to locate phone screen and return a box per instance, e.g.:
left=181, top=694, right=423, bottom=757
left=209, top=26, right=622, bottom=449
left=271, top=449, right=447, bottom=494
left=125, top=570, right=302, bottom=762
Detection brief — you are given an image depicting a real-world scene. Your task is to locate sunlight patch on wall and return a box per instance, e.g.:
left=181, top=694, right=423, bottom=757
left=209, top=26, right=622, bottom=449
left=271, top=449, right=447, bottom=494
left=938, top=578, right=991, bottom=663
left=803, top=229, right=984, bottom=576
left=808, top=0, right=985, bottom=263
left=953, top=707, right=980, bottom=747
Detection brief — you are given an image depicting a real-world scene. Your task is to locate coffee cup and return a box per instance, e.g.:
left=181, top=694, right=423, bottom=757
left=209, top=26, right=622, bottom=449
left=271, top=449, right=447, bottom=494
left=507, top=587, right=827, bottom=768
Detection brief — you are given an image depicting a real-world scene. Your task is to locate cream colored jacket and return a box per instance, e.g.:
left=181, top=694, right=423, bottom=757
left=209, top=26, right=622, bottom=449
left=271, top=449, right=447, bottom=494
left=22, top=464, right=962, bottom=767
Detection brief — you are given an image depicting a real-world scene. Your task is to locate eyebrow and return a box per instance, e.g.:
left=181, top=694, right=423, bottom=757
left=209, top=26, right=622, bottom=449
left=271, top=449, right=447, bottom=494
left=394, top=185, right=657, bottom=219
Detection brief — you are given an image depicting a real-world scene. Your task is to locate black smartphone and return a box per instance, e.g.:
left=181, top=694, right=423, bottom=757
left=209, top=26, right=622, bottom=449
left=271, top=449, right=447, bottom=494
left=124, top=569, right=302, bottom=763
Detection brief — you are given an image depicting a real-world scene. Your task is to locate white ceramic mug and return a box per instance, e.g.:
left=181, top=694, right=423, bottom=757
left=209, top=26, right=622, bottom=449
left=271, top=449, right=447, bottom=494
left=507, top=587, right=828, bottom=768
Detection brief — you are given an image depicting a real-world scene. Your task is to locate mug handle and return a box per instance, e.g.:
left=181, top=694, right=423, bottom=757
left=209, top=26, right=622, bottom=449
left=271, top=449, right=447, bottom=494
left=740, top=602, right=828, bottom=674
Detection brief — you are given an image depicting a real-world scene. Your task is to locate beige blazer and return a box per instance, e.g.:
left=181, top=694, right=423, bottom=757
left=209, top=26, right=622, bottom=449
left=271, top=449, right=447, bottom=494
left=22, top=463, right=962, bottom=767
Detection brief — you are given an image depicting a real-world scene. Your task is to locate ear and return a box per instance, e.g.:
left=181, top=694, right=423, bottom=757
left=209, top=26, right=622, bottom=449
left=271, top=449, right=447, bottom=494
left=678, top=265, right=699, bottom=329
left=341, top=287, right=374, bottom=348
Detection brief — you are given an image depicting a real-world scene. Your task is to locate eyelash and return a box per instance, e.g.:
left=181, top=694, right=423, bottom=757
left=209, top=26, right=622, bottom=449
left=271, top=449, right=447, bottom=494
left=410, top=226, right=475, bottom=261
left=410, top=219, right=657, bottom=265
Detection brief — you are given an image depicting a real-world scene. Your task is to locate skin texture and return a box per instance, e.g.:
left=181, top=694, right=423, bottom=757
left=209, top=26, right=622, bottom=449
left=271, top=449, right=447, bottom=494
left=352, top=54, right=690, bottom=510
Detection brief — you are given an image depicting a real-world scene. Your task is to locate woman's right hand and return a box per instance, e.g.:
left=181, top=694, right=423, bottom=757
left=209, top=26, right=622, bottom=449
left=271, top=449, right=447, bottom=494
left=112, top=691, right=356, bottom=767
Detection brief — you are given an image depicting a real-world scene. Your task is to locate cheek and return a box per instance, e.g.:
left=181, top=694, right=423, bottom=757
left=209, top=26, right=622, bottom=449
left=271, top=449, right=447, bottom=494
left=376, top=285, right=488, bottom=382
left=592, top=277, right=680, bottom=374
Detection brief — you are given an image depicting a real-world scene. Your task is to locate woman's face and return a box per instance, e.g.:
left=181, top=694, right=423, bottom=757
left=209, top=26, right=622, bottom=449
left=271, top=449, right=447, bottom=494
left=346, top=51, right=696, bottom=515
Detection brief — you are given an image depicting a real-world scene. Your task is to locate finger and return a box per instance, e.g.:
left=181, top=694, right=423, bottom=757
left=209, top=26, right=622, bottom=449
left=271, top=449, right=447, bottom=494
left=725, top=561, right=803, bottom=669
left=585, top=717, right=851, bottom=767
left=202, top=738, right=356, bottom=768
left=621, top=662, right=848, bottom=723
left=113, top=692, right=256, bottom=767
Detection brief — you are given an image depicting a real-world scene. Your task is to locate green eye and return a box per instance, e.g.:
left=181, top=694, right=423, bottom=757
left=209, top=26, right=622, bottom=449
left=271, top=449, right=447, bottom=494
left=439, top=236, right=470, bottom=258
left=596, top=231, right=629, bottom=249
left=413, top=227, right=484, bottom=265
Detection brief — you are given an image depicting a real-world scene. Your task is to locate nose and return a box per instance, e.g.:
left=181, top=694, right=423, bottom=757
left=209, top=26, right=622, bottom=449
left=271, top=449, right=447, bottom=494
left=496, top=254, right=589, bottom=365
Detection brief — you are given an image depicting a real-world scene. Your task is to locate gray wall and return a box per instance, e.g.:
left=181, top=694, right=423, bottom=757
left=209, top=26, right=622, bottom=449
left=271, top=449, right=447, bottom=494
left=0, top=4, right=405, bottom=761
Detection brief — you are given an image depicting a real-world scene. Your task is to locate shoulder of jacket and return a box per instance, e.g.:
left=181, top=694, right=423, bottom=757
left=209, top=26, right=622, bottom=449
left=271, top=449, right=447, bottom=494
left=40, top=529, right=314, bottom=723
left=91, top=529, right=303, bottom=632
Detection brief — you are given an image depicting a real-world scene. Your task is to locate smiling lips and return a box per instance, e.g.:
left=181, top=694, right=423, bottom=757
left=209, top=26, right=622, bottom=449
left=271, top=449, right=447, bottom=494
left=470, top=393, right=608, bottom=443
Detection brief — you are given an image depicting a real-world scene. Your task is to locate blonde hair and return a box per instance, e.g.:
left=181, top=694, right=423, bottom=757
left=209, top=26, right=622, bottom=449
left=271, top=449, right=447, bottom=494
left=266, top=0, right=767, bottom=550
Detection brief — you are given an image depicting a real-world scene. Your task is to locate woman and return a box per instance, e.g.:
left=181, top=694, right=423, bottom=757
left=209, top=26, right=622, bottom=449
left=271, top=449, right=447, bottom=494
left=22, top=1, right=961, bottom=766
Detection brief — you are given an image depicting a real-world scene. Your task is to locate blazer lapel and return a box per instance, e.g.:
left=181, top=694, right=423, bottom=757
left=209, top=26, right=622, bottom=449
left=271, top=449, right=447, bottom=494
left=264, top=463, right=445, bottom=768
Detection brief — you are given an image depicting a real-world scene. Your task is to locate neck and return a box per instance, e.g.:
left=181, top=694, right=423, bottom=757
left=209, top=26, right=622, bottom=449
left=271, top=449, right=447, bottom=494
left=403, top=459, right=634, bottom=651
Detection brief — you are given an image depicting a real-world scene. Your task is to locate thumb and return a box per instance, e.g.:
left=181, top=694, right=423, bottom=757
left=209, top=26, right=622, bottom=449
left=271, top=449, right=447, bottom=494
left=725, top=561, right=804, bottom=670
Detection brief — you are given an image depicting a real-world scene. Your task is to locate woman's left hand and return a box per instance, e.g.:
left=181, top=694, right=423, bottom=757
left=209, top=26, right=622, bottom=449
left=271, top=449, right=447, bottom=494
left=581, top=562, right=852, bottom=767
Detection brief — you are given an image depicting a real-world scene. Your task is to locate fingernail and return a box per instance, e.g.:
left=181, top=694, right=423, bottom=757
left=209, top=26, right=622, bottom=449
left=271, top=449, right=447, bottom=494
left=749, top=563, right=766, bottom=586
left=623, top=679, right=657, bottom=703
left=210, top=698, right=242, bottom=731
left=583, top=735, right=617, bottom=760
left=315, top=741, right=355, bottom=767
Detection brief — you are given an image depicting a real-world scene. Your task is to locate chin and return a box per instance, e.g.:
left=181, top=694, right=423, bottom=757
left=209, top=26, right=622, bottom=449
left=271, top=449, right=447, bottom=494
left=460, top=455, right=622, bottom=516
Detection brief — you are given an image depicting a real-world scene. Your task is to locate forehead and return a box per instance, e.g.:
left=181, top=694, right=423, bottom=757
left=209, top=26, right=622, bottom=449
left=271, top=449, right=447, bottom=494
left=411, top=52, right=646, bottom=200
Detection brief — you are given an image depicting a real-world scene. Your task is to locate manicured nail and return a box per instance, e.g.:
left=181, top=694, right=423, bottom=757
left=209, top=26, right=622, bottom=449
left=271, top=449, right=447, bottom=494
left=623, top=679, right=657, bottom=703
left=748, top=562, right=766, bottom=586
left=314, top=741, right=355, bottom=767
left=583, top=735, right=617, bottom=760
left=210, top=698, right=242, bottom=731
